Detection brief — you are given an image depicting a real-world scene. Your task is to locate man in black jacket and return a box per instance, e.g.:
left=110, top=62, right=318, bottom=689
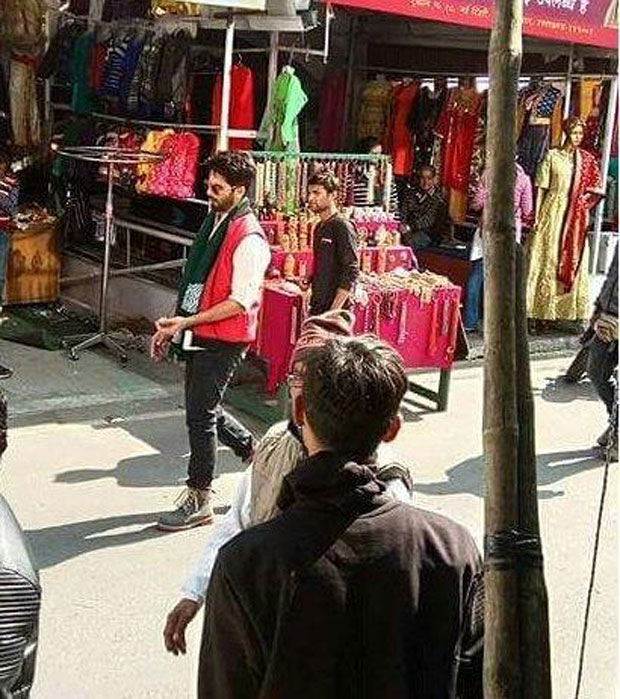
left=307, top=172, right=359, bottom=315
left=587, top=246, right=618, bottom=460
left=199, top=337, right=483, bottom=699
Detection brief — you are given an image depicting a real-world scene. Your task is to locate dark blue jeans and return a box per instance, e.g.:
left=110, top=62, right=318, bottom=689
left=185, top=340, right=254, bottom=490
left=587, top=335, right=618, bottom=418
left=465, top=259, right=484, bottom=330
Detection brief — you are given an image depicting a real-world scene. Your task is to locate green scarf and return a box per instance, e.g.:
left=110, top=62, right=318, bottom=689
left=176, top=198, right=251, bottom=316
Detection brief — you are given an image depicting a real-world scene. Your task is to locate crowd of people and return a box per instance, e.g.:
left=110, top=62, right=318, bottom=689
left=0, top=146, right=615, bottom=696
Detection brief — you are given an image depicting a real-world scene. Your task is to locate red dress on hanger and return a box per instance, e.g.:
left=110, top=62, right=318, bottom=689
left=211, top=64, right=256, bottom=151
left=389, top=81, right=419, bottom=177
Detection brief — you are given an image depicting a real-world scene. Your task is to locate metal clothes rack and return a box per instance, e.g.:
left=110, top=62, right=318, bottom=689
left=57, top=146, right=163, bottom=363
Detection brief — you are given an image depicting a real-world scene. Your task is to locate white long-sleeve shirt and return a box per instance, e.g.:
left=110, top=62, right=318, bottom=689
left=229, top=234, right=271, bottom=310
left=181, top=465, right=412, bottom=604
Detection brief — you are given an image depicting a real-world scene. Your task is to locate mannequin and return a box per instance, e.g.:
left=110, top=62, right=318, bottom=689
left=526, top=116, right=604, bottom=325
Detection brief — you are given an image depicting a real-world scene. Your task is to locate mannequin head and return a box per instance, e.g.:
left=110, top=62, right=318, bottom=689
left=563, top=117, right=585, bottom=150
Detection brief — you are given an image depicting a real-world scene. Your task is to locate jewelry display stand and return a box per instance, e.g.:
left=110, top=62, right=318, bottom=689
left=58, top=146, right=162, bottom=362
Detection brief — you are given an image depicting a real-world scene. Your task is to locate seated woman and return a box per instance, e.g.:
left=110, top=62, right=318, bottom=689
left=163, top=310, right=414, bottom=656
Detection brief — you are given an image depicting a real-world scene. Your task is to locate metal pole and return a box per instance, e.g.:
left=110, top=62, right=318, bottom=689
left=265, top=30, right=279, bottom=135
left=99, top=161, right=115, bottom=333
left=218, top=16, right=235, bottom=152
left=564, top=44, right=575, bottom=120
left=591, top=77, right=618, bottom=273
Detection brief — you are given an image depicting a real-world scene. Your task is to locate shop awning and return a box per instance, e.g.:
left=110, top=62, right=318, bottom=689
left=328, top=0, right=618, bottom=50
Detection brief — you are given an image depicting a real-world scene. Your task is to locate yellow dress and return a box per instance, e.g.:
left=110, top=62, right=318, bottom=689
left=526, top=149, right=590, bottom=321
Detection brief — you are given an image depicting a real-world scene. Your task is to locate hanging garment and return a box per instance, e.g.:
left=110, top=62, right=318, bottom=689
left=435, top=87, right=482, bottom=222
left=101, top=32, right=133, bottom=100
left=136, top=129, right=175, bottom=193
left=71, top=31, right=98, bottom=115
left=526, top=148, right=603, bottom=321
left=468, top=92, right=487, bottom=203
left=517, top=84, right=562, bottom=178
left=0, top=0, right=44, bottom=54
left=260, top=67, right=308, bottom=152
left=102, top=0, right=150, bottom=20
left=389, top=81, right=419, bottom=178
left=147, top=132, right=200, bottom=199
left=212, top=64, right=256, bottom=151
left=9, top=56, right=40, bottom=148
left=318, top=72, right=347, bottom=152
left=157, top=30, right=192, bottom=117
left=409, top=86, right=447, bottom=170
left=356, top=79, right=393, bottom=145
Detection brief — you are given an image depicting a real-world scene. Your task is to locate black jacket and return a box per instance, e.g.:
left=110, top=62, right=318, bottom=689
left=310, top=215, right=359, bottom=315
left=596, top=247, right=618, bottom=317
left=199, top=452, right=483, bottom=699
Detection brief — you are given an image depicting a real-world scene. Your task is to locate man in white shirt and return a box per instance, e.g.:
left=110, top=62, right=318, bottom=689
left=151, top=152, right=270, bottom=532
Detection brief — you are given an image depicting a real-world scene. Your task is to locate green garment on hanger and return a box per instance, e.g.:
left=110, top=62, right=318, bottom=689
left=261, top=67, right=308, bottom=152
left=71, top=32, right=98, bottom=116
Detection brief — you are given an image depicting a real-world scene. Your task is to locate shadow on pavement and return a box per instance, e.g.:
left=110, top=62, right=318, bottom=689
left=415, top=448, right=604, bottom=500
left=54, top=413, right=247, bottom=488
left=536, top=376, right=598, bottom=404
left=25, top=511, right=167, bottom=570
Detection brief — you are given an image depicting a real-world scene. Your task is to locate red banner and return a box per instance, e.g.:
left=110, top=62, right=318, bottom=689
left=331, top=0, right=618, bottom=49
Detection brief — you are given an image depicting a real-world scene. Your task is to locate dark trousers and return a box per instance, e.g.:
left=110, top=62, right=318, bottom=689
left=465, top=259, right=484, bottom=330
left=587, top=335, right=618, bottom=418
left=185, top=340, right=254, bottom=490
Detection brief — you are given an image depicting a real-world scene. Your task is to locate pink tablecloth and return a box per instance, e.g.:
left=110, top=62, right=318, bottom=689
left=269, top=246, right=416, bottom=279
left=255, top=282, right=461, bottom=393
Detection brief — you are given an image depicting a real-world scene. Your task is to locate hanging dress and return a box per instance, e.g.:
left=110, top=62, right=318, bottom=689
left=389, top=81, right=419, bottom=178
left=526, top=148, right=603, bottom=321
left=212, top=64, right=256, bottom=151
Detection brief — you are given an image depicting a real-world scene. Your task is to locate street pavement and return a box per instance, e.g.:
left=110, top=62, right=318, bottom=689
left=0, top=350, right=616, bottom=698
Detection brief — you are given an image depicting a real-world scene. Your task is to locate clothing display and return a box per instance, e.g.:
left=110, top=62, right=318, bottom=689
left=41, top=20, right=196, bottom=121
left=260, top=66, right=308, bottom=152
left=211, top=64, right=256, bottom=151
left=517, top=82, right=563, bottom=178
left=527, top=147, right=603, bottom=321
left=357, top=79, right=393, bottom=144
left=389, top=81, right=420, bottom=177
left=318, top=72, right=347, bottom=152
left=435, top=87, right=482, bottom=222
left=9, top=57, right=40, bottom=148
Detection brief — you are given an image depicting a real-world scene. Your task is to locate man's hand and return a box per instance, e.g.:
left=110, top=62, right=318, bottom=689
left=164, top=598, right=200, bottom=656
left=155, top=316, right=188, bottom=338
left=150, top=331, right=170, bottom=362
left=594, top=313, right=618, bottom=343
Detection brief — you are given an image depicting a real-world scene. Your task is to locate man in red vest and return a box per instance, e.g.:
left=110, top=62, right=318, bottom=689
left=151, top=152, right=270, bottom=532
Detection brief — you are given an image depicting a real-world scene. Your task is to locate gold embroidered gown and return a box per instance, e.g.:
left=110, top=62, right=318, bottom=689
left=526, top=149, right=590, bottom=321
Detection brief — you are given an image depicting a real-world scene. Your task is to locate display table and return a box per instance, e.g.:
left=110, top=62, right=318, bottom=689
left=269, top=245, right=416, bottom=278
left=6, top=219, right=61, bottom=305
left=254, top=277, right=461, bottom=409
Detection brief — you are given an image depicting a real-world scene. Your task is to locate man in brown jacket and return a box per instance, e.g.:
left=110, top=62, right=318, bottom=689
left=199, top=337, right=483, bottom=699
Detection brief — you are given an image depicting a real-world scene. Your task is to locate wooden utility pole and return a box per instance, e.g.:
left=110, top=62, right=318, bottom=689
left=484, top=0, right=551, bottom=696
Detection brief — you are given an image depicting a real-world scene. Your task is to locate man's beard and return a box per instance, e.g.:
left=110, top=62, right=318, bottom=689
left=210, top=193, right=236, bottom=212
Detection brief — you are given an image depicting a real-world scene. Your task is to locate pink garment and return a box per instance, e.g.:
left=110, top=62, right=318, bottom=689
left=147, top=132, right=200, bottom=199
left=471, top=163, right=533, bottom=243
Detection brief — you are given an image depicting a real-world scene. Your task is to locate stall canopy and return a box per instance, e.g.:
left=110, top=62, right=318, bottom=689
left=328, top=0, right=618, bottom=49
